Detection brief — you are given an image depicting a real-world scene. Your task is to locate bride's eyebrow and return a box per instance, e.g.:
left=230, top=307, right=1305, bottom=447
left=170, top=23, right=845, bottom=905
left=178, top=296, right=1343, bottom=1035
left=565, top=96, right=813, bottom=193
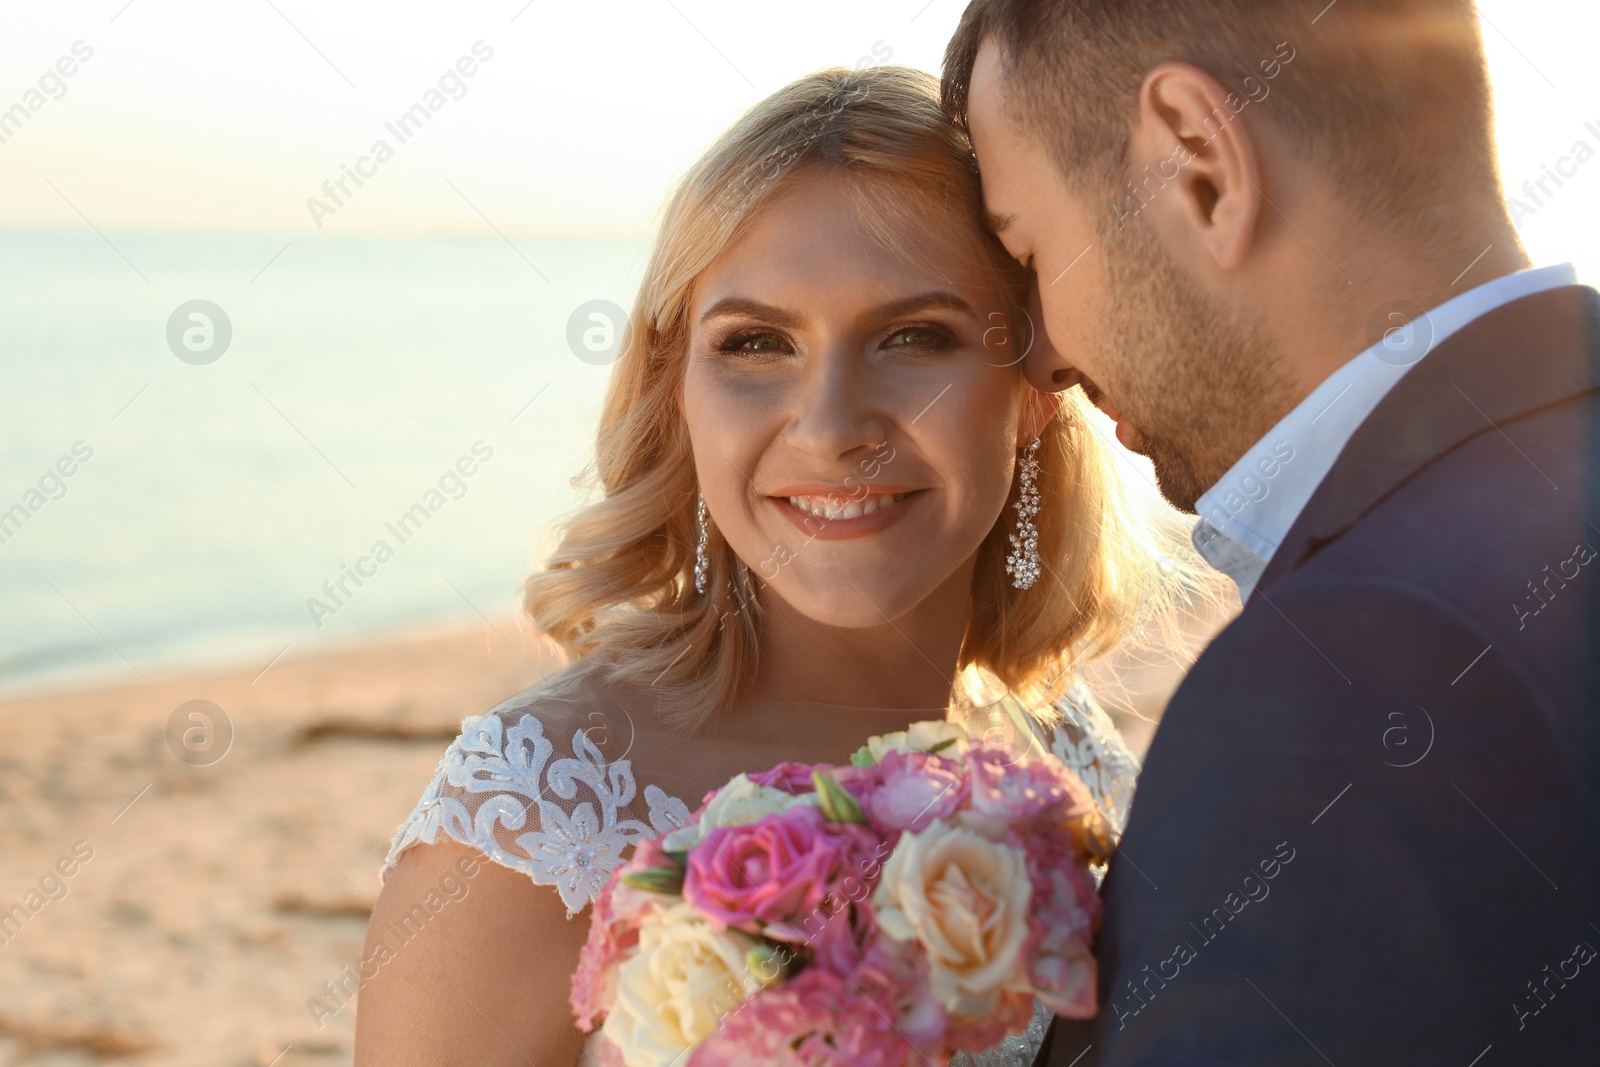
left=698, top=297, right=802, bottom=327
left=697, top=290, right=977, bottom=328
left=869, top=291, right=978, bottom=321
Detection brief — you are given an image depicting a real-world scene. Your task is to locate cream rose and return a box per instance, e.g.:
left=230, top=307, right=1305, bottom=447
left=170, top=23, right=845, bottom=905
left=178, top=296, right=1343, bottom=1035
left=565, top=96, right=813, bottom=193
left=866, top=719, right=969, bottom=762
left=871, top=820, right=1034, bottom=1017
left=660, top=773, right=817, bottom=852
left=601, top=903, right=765, bottom=1067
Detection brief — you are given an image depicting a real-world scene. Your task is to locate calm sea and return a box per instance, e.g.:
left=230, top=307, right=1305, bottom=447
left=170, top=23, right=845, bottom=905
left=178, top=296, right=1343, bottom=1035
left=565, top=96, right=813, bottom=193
left=0, top=229, right=647, bottom=694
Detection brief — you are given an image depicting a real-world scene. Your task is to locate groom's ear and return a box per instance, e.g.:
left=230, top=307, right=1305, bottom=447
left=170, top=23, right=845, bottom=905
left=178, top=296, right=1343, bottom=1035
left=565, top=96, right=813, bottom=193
left=1134, top=63, right=1264, bottom=273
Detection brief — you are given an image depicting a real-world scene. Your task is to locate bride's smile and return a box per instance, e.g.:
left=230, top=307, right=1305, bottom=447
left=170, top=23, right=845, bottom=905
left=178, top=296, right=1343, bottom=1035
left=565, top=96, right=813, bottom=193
left=772, top=486, right=921, bottom=537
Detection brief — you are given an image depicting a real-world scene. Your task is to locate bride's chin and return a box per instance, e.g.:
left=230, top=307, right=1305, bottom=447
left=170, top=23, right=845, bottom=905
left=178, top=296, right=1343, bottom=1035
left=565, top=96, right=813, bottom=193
left=768, top=580, right=923, bottom=631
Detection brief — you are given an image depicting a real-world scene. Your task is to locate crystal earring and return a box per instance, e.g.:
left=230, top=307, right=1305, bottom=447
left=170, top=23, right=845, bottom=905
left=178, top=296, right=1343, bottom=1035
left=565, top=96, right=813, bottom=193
left=1006, top=438, right=1041, bottom=590
left=694, top=493, right=710, bottom=595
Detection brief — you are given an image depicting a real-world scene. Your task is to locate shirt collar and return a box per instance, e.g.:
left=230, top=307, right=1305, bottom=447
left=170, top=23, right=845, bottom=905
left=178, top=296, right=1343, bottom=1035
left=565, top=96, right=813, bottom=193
left=1191, top=263, right=1580, bottom=600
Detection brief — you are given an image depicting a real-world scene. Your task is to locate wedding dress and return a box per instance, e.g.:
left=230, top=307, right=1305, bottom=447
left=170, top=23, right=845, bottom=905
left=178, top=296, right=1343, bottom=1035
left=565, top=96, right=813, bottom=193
left=384, top=665, right=1140, bottom=1067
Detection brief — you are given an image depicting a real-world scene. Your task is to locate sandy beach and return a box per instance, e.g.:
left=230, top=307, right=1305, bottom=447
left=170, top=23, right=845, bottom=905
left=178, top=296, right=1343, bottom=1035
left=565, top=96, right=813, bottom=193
left=0, top=618, right=559, bottom=1067
left=0, top=613, right=1199, bottom=1067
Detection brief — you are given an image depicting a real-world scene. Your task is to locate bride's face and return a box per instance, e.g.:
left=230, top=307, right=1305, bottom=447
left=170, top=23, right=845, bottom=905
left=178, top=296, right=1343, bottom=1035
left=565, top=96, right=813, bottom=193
left=681, top=171, right=1035, bottom=629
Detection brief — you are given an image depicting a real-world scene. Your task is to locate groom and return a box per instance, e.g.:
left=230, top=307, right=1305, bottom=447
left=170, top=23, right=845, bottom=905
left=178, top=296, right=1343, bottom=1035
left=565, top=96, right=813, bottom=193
left=945, top=1, right=1599, bottom=1063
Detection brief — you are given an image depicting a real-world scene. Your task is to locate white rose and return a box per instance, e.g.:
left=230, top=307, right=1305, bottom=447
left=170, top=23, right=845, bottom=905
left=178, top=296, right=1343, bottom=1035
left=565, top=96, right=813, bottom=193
left=871, top=820, right=1034, bottom=1017
left=866, top=720, right=968, bottom=762
left=601, top=903, right=764, bottom=1067
left=661, top=773, right=816, bottom=852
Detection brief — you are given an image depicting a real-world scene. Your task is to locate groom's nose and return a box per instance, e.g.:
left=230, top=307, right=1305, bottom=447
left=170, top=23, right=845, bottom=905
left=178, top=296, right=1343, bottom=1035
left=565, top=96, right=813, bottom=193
left=1021, top=274, right=1084, bottom=394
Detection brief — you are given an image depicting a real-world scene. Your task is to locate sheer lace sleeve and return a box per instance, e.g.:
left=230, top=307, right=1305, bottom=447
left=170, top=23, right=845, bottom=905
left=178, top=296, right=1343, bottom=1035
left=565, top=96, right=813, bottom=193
left=382, top=685, right=692, bottom=917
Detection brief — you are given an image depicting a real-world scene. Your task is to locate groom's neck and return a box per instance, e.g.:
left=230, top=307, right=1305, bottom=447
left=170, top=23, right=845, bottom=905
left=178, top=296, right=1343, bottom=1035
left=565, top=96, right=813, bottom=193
left=1254, top=208, right=1532, bottom=404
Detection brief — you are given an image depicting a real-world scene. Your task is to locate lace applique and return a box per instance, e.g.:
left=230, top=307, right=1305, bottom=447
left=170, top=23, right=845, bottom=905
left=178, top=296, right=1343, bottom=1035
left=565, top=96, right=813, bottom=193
left=1043, top=679, right=1141, bottom=837
left=384, top=709, right=691, bottom=917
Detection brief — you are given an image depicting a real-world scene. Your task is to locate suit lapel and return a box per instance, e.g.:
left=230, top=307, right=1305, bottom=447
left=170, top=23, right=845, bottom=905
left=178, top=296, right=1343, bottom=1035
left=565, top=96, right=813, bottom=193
left=1251, top=285, right=1600, bottom=601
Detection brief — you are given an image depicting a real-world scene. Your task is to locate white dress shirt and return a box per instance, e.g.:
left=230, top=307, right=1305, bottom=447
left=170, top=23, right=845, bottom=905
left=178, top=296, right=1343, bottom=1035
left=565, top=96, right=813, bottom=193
left=1191, top=263, right=1580, bottom=600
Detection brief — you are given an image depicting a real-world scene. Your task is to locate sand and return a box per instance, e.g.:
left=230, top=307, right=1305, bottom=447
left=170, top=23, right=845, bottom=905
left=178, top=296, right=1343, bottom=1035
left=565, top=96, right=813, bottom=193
left=0, top=613, right=1202, bottom=1067
left=0, top=619, right=557, bottom=1067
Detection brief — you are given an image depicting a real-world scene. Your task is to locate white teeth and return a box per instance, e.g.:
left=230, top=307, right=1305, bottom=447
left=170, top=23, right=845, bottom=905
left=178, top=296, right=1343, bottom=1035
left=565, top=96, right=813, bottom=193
left=784, top=492, right=907, bottom=519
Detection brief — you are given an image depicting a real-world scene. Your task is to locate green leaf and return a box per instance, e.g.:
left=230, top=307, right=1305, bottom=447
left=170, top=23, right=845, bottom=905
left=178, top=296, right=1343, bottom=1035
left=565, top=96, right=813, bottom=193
left=745, top=943, right=798, bottom=986
left=850, top=745, right=877, bottom=768
left=622, top=865, right=685, bottom=894
left=812, top=770, right=868, bottom=824
left=925, top=737, right=959, bottom=755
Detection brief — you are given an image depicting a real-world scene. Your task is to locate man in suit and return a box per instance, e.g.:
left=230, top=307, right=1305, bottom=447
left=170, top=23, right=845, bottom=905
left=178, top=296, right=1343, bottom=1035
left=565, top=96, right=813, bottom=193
left=943, top=1, right=1598, bottom=1062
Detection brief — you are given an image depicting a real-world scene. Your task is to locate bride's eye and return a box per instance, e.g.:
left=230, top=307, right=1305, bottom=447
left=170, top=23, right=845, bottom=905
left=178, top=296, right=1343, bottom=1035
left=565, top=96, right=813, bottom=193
left=715, top=329, right=791, bottom=357
left=884, top=325, right=953, bottom=349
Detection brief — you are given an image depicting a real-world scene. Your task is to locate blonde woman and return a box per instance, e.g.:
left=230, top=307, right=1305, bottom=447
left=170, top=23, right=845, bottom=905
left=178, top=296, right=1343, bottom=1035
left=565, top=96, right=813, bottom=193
left=357, top=66, right=1190, bottom=1067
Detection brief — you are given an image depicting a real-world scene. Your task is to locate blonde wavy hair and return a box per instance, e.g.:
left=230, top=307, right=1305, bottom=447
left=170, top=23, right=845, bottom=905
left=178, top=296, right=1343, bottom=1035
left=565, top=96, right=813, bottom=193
left=525, top=65, right=1199, bottom=729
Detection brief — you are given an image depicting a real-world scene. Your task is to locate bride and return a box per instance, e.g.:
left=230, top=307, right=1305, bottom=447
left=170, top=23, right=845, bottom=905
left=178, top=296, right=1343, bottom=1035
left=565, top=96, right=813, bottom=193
left=356, top=65, right=1194, bottom=1067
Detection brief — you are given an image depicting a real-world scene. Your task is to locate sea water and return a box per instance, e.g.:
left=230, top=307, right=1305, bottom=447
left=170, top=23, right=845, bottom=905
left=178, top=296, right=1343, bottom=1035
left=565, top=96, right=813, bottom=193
left=0, top=229, right=646, bottom=693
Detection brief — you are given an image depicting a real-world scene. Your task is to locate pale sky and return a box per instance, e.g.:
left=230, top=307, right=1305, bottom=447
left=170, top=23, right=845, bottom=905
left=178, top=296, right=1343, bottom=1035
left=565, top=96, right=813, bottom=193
left=1, top=0, right=1597, bottom=278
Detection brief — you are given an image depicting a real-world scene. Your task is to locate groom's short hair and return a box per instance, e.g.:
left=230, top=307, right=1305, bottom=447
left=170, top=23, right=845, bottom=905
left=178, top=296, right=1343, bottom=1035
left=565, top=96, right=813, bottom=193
left=943, top=0, right=1500, bottom=241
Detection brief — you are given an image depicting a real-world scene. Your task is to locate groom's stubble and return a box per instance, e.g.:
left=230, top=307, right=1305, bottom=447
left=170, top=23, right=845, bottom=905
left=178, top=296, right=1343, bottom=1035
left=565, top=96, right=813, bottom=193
left=1093, top=211, right=1299, bottom=513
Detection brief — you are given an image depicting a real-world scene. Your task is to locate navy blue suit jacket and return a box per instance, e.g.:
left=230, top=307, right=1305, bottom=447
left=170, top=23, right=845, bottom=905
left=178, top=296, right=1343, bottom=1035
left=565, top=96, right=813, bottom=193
left=1039, top=285, right=1600, bottom=1065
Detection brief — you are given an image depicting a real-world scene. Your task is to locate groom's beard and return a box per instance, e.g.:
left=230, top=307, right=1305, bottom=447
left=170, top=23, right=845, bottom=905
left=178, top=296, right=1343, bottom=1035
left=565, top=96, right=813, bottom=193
left=1095, top=220, right=1296, bottom=513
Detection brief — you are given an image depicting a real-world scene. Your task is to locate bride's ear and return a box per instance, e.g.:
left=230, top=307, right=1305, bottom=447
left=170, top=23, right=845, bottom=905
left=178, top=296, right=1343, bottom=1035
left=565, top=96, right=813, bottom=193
left=1017, top=389, right=1062, bottom=445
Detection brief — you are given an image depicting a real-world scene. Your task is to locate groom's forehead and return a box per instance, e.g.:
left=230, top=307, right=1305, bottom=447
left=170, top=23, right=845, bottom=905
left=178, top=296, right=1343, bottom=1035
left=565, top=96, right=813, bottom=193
left=963, top=47, right=1052, bottom=226
left=963, top=40, right=1041, bottom=173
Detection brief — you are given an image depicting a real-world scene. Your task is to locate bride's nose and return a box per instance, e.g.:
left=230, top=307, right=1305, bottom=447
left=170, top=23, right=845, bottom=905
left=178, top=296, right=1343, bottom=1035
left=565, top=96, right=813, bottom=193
left=784, top=344, right=890, bottom=460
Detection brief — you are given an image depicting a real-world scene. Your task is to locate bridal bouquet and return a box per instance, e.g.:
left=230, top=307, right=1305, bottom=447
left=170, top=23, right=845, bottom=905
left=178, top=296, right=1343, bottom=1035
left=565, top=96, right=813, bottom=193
left=570, top=721, right=1112, bottom=1067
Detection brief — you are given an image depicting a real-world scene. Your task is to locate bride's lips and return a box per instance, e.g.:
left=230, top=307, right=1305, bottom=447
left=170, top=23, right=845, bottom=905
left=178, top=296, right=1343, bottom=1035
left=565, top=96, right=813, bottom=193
left=769, top=485, right=925, bottom=541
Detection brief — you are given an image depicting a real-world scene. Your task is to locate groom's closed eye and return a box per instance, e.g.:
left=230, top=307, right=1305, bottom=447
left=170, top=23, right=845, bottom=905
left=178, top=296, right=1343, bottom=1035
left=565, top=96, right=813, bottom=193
left=983, top=209, right=1016, bottom=236
left=982, top=210, right=1028, bottom=267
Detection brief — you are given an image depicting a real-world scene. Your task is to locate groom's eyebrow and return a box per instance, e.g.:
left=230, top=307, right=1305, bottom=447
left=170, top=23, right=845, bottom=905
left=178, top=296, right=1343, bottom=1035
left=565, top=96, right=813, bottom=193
left=984, top=210, right=1016, bottom=235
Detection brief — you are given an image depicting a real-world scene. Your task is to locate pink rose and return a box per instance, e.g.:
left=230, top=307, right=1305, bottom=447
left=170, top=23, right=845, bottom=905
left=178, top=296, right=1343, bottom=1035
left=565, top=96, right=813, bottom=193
left=807, top=890, right=882, bottom=974
left=747, top=761, right=820, bottom=795
left=864, top=750, right=969, bottom=835
left=683, top=805, right=879, bottom=933
left=687, top=949, right=940, bottom=1067
left=969, top=745, right=1095, bottom=824
left=1025, top=847, right=1101, bottom=1019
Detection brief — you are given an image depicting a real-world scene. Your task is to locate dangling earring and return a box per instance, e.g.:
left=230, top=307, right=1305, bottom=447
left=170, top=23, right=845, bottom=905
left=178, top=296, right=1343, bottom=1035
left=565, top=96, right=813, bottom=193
left=1006, top=438, right=1041, bottom=590
left=694, top=493, right=710, bottom=595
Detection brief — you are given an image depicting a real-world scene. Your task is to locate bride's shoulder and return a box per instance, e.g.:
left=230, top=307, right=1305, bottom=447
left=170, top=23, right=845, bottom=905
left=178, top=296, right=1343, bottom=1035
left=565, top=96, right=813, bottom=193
left=382, top=659, right=693, bottom=917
